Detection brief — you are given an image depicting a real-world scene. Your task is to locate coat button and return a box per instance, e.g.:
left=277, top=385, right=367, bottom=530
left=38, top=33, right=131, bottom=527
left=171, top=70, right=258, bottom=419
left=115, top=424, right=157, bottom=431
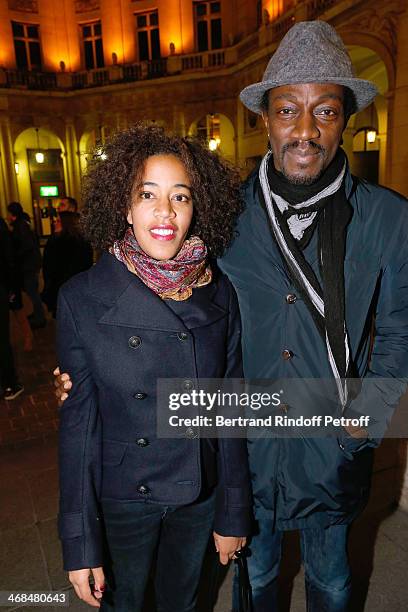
left=133, top=392, right=147, bottom=400
left=137, top=484, right=149, bottom=494
left=136, top=438, right=149, bottom=447
left=286, top=294, right=297, bottom=304
left=282, top=349, right=293, bottom=360
left=185, top=427, right=197, bottom=439
left=183, top=379, right=194, bottom=391
left=128, top=336, right=141, bottom=349
left=177, top=332, right=189, bottom=341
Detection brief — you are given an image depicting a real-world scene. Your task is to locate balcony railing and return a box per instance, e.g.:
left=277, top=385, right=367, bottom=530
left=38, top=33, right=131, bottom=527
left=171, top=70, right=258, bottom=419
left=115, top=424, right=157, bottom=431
left=0, top=59, right=167, bottom=91
left=4, top=69, right=57, bottom=89
left=306, top=0, right=339, bottom=20
left=122, top=63, right=142, bottom=81
left=0, top=50, right=227, bottom=91
left=71, top=67, right=110, bottom=88
left=146, top=58, right=167, bottom=79
left=181, top=50, right=225, bottom=71
left=182, top=54, right=203, bottom=71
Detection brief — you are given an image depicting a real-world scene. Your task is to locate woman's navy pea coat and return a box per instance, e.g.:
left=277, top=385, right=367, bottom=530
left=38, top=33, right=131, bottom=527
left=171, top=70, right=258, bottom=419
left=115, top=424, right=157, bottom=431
left=57, top=253, right=252, bottom=571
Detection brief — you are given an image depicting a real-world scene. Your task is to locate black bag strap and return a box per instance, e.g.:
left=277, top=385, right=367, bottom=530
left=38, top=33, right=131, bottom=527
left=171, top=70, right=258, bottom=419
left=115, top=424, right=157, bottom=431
left=234, top=550, right=253, bottom=612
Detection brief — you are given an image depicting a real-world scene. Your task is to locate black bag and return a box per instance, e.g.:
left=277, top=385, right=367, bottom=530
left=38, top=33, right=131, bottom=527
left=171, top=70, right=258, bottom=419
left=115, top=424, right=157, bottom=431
left=234, top=550, right=253, bottom=612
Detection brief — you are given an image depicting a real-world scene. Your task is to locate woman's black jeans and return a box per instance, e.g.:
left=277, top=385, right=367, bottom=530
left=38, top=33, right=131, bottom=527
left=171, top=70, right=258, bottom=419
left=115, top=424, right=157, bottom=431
left=100, top=491, right=216, bottom=612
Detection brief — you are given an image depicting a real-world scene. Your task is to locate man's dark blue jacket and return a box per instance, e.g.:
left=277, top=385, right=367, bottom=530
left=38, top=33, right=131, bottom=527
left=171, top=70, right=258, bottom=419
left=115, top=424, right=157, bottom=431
left=57, top=253, right=252, bottom=570
left=220, top=165, right=408, bottom=530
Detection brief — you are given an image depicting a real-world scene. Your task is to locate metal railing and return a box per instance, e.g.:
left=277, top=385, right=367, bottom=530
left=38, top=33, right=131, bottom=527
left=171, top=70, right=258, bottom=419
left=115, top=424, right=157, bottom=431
left=5, top=69, right=57, bottom=89
left=306, top=0, right=339, bottom=20
left=91, top=68, right=110, bottom=86
left=123, top=63, right=142, bottom=81
left=146, top=58, right=167, bottom=79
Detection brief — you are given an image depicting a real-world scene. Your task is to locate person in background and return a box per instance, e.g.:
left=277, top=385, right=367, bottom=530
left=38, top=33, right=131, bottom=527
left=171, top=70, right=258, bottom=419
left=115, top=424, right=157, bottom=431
left=54, top=196, right=78, bottom=234
left=1, top=212, right=33, bottom=352
left=7, top=201, right=46, bottom=329
left=0, top=217, right=24, bottom=400
left=8, top=259, right=33, bottom=353
left=42, top=210, right=93, bottom=318
left=58, top=196, right=78, bottom=213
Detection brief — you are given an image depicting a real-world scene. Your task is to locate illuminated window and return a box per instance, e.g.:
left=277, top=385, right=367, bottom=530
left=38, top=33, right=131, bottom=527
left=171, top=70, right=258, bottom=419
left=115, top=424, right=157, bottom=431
left=12, top=21, right=42, bottom=71
left=81, top=21, right=104, bottom=70
left=194, top=1, right=222, bottom=52
left=135, top=10, right=160, bottom=61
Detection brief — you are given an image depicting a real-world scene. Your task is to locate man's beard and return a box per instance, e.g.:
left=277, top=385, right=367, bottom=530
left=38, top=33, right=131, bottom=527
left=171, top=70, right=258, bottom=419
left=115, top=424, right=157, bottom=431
left=279, top=141, right=327, bottom=185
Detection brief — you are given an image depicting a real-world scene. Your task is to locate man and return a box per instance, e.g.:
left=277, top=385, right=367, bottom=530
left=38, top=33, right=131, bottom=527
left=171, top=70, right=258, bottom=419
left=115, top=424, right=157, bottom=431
left=219, top=20, right=408, bottom=611
left=54, top=197, right=78, bottom=234
left=42, top=209, right=93, bottom=317
left=7, top=202, right=46, bottom=329
left=58, top=196, right=78, bottom=214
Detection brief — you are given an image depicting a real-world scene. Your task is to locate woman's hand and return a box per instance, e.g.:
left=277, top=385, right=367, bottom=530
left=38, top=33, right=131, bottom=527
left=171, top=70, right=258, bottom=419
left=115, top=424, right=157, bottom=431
left=69, top=567, right=105, bottom=608
left=53, top=367, right=72, bottom=405
left=213, top=532, right=247, bottom=565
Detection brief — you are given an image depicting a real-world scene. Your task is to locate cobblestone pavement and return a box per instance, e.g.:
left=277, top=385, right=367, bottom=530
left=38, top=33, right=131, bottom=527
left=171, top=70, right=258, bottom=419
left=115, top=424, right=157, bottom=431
left=1, top=318, right=408, bottom=611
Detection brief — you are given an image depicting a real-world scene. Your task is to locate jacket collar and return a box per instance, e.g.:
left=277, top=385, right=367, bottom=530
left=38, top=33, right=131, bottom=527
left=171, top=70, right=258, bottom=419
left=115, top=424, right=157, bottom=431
left=246, top=154, right=356, bottom=271
left=249, top=151, right=355, bottom=200
left=88, top=252, right=226, bottom=331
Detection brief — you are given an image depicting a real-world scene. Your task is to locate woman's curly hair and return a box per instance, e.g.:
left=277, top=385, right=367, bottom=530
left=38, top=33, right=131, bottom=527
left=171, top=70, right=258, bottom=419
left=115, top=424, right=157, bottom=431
left=81, top=124, right=243, bottom=257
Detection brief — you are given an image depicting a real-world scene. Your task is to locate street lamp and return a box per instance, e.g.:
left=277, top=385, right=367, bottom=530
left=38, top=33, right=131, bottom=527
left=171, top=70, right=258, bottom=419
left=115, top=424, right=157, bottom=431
left=35, top=128, right=44, bottom=164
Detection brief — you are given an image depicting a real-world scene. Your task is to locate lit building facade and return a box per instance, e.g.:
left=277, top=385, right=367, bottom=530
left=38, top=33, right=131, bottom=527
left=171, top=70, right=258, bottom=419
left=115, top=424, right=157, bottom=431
left=0, top=0, right=406, bottom=228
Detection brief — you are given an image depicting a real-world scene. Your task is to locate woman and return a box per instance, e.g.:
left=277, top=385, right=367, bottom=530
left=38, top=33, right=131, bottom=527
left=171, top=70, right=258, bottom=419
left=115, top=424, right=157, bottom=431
left=57, top=124, right=252, bottom=611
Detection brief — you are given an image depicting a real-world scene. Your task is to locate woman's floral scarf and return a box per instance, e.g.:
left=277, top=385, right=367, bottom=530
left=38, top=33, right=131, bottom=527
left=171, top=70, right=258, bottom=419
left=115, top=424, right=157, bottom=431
left=111, top=228, right=212, bottom=301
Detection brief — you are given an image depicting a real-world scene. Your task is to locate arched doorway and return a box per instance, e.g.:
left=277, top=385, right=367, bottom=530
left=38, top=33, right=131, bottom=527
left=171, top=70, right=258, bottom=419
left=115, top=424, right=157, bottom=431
left=188, top=113, right=236, bottom=163
left=14, top=127, right=66, bottom=237
left=352, top=104, right=380, bottom=183
left=342, top=45, right=389, bottom=184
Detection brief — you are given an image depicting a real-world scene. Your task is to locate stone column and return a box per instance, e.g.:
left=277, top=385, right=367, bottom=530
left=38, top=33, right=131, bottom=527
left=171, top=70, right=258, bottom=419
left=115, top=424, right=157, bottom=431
left=64, top=121, right=81, bottom=203
left=387, top=7, right=408, bottom=512
left=0, top=119, right=19, bottom=212
left=172, top=107, right=186, bottom=136
left=388, top=9, right=408, bottom=197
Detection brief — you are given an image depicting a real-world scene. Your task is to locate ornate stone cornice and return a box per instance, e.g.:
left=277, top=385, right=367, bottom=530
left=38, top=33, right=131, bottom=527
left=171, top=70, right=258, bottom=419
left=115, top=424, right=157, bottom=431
left=338, top=0, right=405, bottom=60
left=8, top=0, right=38, bottom=12
left=75, top=0, right=100, bottom=13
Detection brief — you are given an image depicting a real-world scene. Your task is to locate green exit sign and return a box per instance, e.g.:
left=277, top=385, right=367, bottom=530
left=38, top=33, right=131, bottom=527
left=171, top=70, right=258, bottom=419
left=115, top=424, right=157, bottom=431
left=40, top=185, right=59, bottom=197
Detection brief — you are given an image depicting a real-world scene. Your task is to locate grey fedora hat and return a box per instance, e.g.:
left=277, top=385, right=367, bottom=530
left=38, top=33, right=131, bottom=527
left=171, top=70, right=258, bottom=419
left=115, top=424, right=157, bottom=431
left=240, top=20, right=378, bottom=114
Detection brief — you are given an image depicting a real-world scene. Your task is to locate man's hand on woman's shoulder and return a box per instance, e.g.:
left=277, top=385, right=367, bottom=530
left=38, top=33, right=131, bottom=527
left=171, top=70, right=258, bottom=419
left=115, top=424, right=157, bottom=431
left=53, top=366, right=72, bottom=405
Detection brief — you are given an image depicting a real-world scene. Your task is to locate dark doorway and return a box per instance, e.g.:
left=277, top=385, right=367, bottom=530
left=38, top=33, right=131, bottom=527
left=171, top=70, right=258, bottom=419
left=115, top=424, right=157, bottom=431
left=352, top=151, right=379, bottom=183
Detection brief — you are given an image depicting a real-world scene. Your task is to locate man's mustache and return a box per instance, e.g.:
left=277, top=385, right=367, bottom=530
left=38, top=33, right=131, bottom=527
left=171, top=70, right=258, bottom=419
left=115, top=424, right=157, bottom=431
left=282, top=141, right=325, bottom=154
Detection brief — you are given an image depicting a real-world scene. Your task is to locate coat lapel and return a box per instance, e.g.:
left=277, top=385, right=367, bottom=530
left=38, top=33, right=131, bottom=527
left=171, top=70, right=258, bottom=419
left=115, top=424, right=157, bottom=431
left=88, top=252, right=226, bottom=332
left=165, top=276, right=227, bottom=330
